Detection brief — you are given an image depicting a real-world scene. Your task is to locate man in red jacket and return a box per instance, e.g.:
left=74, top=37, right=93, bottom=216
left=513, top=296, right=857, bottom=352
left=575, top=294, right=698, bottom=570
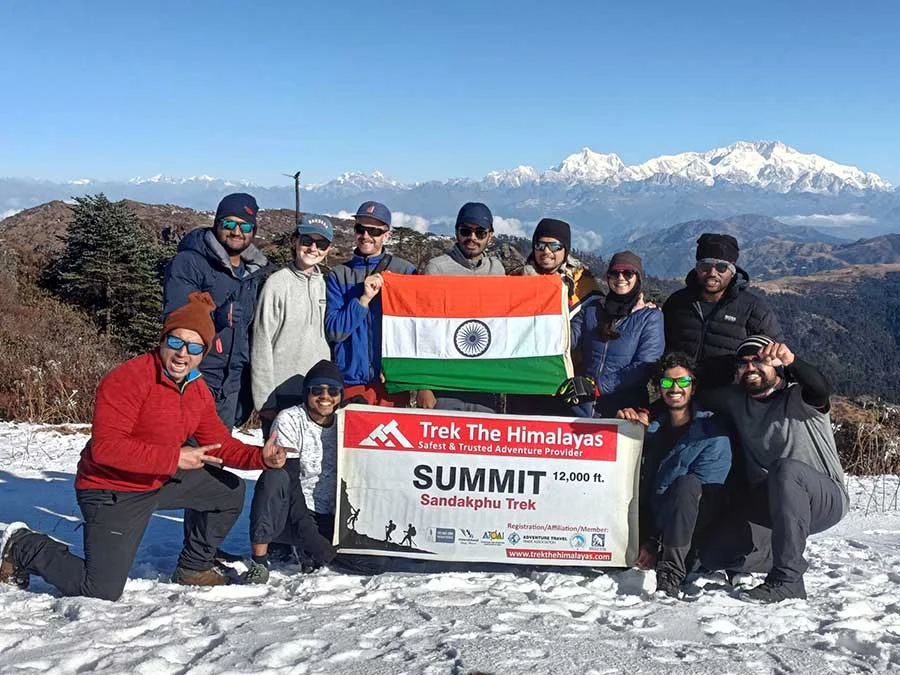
left=0, top=292, right=286, bottom=601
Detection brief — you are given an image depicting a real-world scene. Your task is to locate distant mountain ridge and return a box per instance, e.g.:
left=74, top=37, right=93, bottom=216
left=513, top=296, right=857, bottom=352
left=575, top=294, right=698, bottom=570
left=623, top=214, right=900, bottom=280
left=3, top=141, right=899, bottom=242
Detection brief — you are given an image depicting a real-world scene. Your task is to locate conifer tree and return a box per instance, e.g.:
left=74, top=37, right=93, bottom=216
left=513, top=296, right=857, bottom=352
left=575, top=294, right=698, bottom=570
left=48, top=194, right=164, bottom=354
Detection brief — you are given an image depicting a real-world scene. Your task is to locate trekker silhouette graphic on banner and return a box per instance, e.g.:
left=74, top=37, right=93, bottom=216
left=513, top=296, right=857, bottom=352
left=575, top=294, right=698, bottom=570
left=346, top=507, right=360, bottom=530
left=400, top=524, right=417, bottom=547
left=385, top=520, right=396, bottom=542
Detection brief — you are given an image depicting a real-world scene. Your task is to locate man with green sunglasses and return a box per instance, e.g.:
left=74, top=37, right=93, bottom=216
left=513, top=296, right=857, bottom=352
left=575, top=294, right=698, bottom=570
left=618, top=351, right=732, bottom=599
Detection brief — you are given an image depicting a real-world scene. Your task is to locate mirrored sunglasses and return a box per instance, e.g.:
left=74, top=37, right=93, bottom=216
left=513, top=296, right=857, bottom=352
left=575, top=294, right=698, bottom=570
left=165, top=335, right=205, bottom=356
left=659, top=376, right=693, bottom=389
left=457, top=226, right=490, bottom=240
left=534, top=241, right=564, bottom=252
left=736, top=358, right=766, bottom=372
left=354, top=223, right=388, bottom=237
left=220, top=218, right=254, bottom=234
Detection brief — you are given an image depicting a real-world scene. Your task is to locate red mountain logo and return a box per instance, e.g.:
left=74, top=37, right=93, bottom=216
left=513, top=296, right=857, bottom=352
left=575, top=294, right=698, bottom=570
left=244, top=205, right=256, bottom=216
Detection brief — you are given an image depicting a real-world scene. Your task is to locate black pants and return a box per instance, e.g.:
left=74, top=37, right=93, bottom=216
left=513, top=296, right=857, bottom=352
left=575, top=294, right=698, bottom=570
left=11, top=465, right=245, bottom=601
left=249, top=459, right=335, bottom=565
left=700, top=458, right=845, bottom=583
left=656, top=475, right=726, bottom=580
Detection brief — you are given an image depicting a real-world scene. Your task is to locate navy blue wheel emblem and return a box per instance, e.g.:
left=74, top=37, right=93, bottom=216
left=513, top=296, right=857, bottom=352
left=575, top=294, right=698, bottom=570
left=453, top=320, right=491, bottom=357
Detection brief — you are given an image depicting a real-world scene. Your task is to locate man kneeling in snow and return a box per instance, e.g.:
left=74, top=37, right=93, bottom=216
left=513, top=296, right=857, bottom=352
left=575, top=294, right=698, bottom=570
left=244, top=360, right=343, bottom=583
left=0, top=292, right=286, bottom=601
left=698, top=336, right=849, bottom=602
left=619, top=352, right=732, bottom=598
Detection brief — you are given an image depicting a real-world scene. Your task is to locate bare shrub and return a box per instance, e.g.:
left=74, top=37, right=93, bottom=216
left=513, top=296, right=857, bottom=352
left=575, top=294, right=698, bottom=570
left=832, top=397, right=900, bottom=476
left=0, top=291, right=124, bottom=423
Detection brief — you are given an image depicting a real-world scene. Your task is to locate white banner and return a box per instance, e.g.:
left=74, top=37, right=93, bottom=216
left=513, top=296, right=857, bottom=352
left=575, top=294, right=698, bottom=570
left=334, top=405, right=644, bottom=567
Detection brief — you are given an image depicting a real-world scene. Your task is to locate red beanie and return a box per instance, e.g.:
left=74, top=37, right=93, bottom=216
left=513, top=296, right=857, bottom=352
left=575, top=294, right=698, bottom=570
left=161, top=292, right=216, bottom=352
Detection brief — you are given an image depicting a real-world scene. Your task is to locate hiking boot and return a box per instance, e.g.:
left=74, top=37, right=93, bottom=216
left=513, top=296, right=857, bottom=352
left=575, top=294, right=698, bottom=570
left=740, top=576, right=807, bottom=603
left=655, top=571, right=682, bottom=599
left=243, top=560, right=270, bottom=585
left=0, top=522, right=31, bottom=590
left=171, top=564, right=230, bottom=587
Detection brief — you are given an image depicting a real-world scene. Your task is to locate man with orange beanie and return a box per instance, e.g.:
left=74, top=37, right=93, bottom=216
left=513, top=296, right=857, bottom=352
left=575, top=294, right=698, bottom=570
left=0, top=293, right=286, bottom=601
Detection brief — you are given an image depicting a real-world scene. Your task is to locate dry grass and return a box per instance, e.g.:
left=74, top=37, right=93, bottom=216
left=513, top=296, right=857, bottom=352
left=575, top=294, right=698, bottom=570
left=832, top=397, right=900, bottom=476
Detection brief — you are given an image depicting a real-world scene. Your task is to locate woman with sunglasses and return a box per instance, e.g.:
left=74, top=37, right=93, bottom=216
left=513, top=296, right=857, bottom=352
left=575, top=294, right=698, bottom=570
left=251, top=214, right=333, bottom=438
left=569, top=251, right=664, bottom=417
left=245, top=360, right=346, bottom=583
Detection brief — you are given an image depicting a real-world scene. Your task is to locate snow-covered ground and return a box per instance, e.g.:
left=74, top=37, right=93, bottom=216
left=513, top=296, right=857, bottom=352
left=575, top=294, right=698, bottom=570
left=1, top=422, right=899, bottom=674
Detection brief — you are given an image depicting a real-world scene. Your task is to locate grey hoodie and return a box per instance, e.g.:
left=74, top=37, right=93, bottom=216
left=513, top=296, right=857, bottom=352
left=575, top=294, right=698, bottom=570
left=251, top=263, right=331, bottom=411
left=423, top=244, right=506, bottom=276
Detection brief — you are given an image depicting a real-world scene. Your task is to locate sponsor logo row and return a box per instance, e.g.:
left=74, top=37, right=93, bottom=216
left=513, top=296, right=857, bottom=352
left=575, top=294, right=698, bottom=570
left=428, top=528, right=606, bottom=550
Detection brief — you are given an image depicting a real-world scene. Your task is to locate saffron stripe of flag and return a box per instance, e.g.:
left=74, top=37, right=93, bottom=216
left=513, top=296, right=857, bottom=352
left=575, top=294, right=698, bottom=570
left=380, top=273, right=573, bottom=394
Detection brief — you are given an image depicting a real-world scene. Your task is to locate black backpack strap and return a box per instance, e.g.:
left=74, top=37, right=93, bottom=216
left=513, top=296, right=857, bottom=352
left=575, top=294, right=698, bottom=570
left=371, top=253, right=393, bottom=275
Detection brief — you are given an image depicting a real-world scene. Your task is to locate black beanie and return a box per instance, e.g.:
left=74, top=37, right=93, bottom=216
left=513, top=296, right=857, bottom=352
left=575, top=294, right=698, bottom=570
left=303, top=359, right=344, bottom=394
left=696, top=233, right=739, bottom=263
left=532, top=218, right=571, bottom=253
left=215, top=193, right=259, bottom=227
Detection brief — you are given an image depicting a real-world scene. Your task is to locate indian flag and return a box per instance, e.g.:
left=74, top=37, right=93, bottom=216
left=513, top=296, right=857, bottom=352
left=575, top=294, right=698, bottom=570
left=380, top=272, right=573, bottom=394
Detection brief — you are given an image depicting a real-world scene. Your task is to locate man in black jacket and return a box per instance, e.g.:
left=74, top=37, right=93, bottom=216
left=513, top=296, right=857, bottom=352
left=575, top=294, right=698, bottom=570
left=662, top=233, right=783, bottom=388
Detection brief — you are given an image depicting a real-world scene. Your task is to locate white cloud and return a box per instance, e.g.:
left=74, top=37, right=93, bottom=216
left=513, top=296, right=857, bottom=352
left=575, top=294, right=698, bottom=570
left=0, top=208, right=22, bottom=221
left=779, top=213, right=878, bottom=227
left=493, top=215, right=526, bottom=237
left=572, top=229, right=604, bottom=252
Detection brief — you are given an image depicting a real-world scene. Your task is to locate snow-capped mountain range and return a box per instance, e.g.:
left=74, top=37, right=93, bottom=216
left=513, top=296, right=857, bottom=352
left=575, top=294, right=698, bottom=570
left=3, top=141, right=899, bottom=245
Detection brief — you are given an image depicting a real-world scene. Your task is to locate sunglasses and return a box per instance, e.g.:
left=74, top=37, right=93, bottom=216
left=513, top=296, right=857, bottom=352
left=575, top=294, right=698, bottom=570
left=165, top=335, right=205, bottom=356
left=354, top=223, right=388, bottom=238
left=696, top=261, right=731, bottom=274
left=457, top=226, right=490, bottom=240
left=736, top=358, right=766, bottom=372
left=607, top=269, right=637, bottom=280
left=534, top=241, right=564, bottom=252
left=309, top=384, right=342, bottom=397
left=659, top=376, right=693, bottom=389
left=299, top=234, right=331, bottom=249
left=220, top=219, right=254, bottom=234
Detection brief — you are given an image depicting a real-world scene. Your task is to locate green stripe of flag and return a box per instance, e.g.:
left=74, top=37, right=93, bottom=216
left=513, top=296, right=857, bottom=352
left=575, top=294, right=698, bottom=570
left=382, top=356, right=568, bottom=395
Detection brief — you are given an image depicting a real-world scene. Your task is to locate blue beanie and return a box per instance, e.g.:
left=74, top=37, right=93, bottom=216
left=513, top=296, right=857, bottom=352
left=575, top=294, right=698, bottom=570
left=303, top=359, right=344, bottom=394
left=215, top=193, right=259, bottom=227
left=456, top=202, right=493, bottom=231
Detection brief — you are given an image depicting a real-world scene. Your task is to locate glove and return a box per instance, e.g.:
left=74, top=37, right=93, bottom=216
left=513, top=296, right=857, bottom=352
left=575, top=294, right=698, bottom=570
left=556, top=376, right=597, bottom=406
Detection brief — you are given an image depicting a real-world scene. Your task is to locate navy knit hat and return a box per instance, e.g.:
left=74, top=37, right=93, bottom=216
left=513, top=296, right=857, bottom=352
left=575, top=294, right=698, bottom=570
left=215, top=193, right=259, bottom=228
left=456, top=202, right=493, bottom=231
left=532, top=218, right=571, bottom=253
left=303, top=359, right=344, bottom=394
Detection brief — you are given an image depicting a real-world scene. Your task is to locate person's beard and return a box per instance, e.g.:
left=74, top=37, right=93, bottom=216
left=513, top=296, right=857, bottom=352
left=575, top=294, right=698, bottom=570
left=741, top=369, right=776, bottom=395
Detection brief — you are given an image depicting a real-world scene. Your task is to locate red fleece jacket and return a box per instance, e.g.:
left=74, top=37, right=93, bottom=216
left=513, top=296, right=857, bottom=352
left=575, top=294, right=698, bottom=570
left=76, top=352, right=264, bottom=491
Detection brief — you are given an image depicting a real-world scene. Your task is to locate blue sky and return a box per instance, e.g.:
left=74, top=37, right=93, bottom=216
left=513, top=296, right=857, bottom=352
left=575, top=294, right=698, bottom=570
left=2, top=0, right=899, bottom=186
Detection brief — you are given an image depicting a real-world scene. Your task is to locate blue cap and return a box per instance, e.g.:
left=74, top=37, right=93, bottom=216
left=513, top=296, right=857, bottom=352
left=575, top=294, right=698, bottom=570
left=455, top=202, right=493, bottom=231
left=297, top=213, right=333, bottom=243
left=215, top=192, right=258, bottom=227
left=354, top=201, right=391, bottom=227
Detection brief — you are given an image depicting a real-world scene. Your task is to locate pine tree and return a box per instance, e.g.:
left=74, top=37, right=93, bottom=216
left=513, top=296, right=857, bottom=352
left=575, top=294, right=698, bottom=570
left=48, top=194, right=164, bottom=354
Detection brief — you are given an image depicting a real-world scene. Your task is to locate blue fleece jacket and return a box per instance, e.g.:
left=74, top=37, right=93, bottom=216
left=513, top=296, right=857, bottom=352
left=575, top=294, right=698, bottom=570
left=324, top=251, right=416, bottom=386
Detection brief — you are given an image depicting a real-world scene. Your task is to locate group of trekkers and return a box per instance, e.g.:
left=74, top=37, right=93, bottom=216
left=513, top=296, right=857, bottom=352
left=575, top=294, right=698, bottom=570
left=0, top=192, right=847, bottom=605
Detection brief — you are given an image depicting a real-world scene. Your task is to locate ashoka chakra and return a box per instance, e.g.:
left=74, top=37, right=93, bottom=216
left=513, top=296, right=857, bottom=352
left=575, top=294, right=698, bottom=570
left=453, top=320, right=491, bottom=357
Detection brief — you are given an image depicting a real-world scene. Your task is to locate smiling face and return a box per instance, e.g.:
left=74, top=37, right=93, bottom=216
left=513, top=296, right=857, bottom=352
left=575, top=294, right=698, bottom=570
left=306, top=384, right=342, bottom=424
left=659, top=366, right=694, bottom=411
left=214, top=216, right=254, bottom=256
left=354, top=217, right=390, bottom=256
left=294, top=233, right=330, bottom=271
left=456, top=224, right=493, bottom=259
left=695, top=260, right=735, bottom=299
left=737, top=355, right=778, bottom=394
left=606, top=268, right=639, bottom=296
left=159, top=328, right=205, bottom=384
left=533, top=238, right=566, bottom=272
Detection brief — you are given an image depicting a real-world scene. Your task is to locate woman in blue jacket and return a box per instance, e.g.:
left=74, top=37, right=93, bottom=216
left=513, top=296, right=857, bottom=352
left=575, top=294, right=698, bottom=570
left=570, top=251, right=664, bottom=417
